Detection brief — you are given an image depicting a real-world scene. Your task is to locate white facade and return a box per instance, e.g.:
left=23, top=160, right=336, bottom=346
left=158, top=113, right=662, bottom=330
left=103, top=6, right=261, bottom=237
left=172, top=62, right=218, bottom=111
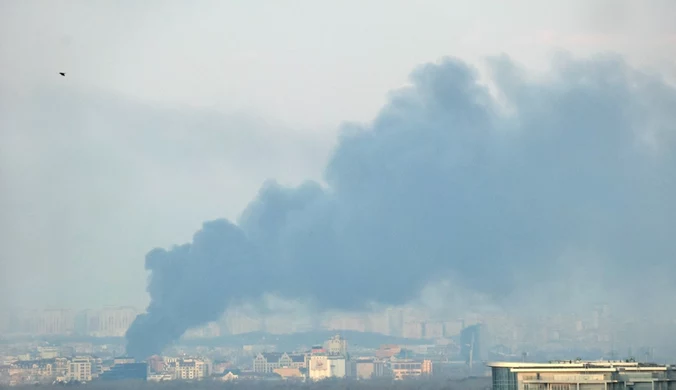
left=172, top=358, right=211, bottom=380
left=309, top=355, right=350, bottom=381
left=309, top=356, right=331, bottom=381
left=329, top=356, right=348, bottom=378
left=68, top=357, right=92, bottom=382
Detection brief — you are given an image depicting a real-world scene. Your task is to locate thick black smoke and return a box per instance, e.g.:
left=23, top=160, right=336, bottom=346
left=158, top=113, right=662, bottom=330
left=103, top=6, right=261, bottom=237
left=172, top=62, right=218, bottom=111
left=125, top=54, right=676, bottom=359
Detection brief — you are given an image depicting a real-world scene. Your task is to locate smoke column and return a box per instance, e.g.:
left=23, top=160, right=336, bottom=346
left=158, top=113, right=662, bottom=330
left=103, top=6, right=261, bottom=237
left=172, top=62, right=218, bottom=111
left=125, top=54, right=676, bottom=359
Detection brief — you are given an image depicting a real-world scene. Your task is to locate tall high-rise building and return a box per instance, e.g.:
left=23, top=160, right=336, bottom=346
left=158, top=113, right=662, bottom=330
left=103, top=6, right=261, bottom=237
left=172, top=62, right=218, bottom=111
left=386, top=307, right=404, bottom=337
left=424, top=321, right=444, bottom=339
left=322, top=313, right=367, bottom=332
left=402, top=321, right=424, bottom=339
left=443, top=320, right=464, bottom=337
left=223, top=307, right=263, bottom=335
left=366, top=311, right=389, bottom=334
left=460, top=324, right=488, bottom=372
left=85, top=307, right=138, bottom=337
left=10, top=309, right=76, bottom=335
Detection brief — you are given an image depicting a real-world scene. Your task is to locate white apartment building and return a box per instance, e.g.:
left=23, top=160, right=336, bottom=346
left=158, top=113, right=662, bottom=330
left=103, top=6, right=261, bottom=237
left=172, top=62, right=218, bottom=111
left=68, top=357, right=93, bottom=382
left=171, top=358, right=211, bottom=380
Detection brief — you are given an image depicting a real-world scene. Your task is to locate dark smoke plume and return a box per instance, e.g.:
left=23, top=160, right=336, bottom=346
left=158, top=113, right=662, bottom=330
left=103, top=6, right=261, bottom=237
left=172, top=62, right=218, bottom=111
left=125, top=54, right=676, bottom=359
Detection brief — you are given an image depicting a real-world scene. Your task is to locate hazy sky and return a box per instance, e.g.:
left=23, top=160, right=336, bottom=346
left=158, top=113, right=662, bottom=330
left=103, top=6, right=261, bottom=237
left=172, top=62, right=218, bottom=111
left=1, top=0, right=675, bottom=311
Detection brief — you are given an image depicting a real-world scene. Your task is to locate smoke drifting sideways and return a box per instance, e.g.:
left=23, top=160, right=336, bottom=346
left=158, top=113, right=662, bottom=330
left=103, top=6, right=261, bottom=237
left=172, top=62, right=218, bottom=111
left=125, top=53, right=676, bottom=359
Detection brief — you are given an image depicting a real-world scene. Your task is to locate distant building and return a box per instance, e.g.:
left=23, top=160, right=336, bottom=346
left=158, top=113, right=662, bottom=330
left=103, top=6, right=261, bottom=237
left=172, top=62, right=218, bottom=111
left=386, top=307, right=404, bottom=337
left=9, top=359, right=62, bottom=383
left=488, top=361, right=676, bottom=390
left=403, top=321, right=424, bottom=339
left=165, top=358, right=210, bottom=380
left=146, top=355, right=164, bottom=373
left=376, top=344, right=401, bottom=359
left=273, top=367, right=304, bottom=380
left=355, top=359, right=385, bottom=380
left=9, top=309, right=75, bottom=336
left=461, top=323, right=487, bottom=371
left=113, top=357, right=135, bottom=365
left=309, top=355, right=331, bottom=381
left=443, top=320, right=464, bottom=337
left=84, top=307, right=138, bottom=337
left=68, top=357, right=93, bottom=382
left=422, top=359, right=433, bottom=376
left=99, top=363, right=147, bottom=381
left=424, top=321, right=444, bottom=339
left=391, top=359, right=433, bottom=380
left=367, top=312, right=390, bottom=334
left=328, top=356, right=349, bottom=378
left=324, top=334, right=348, bottom=356
left=223, top=307, right=263, bottom=335
left=37, top=347, right=60, bottom=359
left=253, top=353, right=306, bottom=373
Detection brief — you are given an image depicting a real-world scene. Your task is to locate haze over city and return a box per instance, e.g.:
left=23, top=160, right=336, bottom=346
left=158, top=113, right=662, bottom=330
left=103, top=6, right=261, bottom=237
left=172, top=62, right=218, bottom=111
left=1, top=0, right=676, bottom=383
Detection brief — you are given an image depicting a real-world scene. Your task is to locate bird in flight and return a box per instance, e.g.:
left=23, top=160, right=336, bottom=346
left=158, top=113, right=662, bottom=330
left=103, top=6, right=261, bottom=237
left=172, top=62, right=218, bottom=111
left=59, top=72, right=66, bottom=76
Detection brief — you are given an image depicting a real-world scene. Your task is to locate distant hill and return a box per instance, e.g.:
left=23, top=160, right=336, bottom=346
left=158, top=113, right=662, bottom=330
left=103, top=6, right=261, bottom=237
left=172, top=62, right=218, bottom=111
left=179, top=330, right=434, bottom=350
left=1, top=330, right=433, bottom=350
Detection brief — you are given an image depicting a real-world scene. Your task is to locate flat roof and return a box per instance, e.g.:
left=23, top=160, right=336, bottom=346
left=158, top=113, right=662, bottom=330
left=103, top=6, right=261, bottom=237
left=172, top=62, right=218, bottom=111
left=487, top=362, right=670, bottom=370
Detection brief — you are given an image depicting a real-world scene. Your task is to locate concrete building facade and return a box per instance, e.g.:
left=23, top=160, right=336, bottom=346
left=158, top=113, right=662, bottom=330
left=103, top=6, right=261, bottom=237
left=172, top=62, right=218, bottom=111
left=488, top=361, right=676, bottom=390
left=252, top=353, right=306, bottom=373
left=68, top=357, right=93, bottom=382
left=355, top=359, right=385, bottom=380
left=328, top=356, right=348, bottom=378
left=309, top=355, right=331, bottom=381
left=391, top=359, right=433, bottom=380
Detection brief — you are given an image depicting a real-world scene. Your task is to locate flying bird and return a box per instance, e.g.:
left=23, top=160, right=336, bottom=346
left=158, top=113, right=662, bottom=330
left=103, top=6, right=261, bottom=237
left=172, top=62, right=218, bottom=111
left=59, top=72, right=66, bottom=76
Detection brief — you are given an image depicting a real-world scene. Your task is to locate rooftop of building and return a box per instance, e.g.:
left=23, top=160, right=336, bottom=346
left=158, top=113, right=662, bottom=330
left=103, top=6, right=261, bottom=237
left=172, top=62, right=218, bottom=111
left=487, top=361, right=675, bottom=371
left=290, top=355, right=305, bottom=363
left=259, top=352, right=283, bottom=360
left=11, top=359, right=57, bottom=367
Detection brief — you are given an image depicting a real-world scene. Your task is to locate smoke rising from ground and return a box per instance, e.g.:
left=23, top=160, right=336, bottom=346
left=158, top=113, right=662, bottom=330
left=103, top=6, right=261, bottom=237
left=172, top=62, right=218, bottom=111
left=125, top=53, right=676, bottom=359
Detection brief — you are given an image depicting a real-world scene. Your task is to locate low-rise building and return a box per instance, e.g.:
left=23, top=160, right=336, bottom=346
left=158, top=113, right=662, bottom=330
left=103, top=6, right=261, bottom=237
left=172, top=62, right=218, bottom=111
left=99, top=362, right=147, bottom=381
left=355, top=359, right=386, bottom=380
left=488, top=361, right=676, bottom=390
left=391, top=359, right=433, bottom=380
left=2, top=356, right=104, bottom=386
left=8, top=358, right=64, bottom=384
left=376, top=344, right=401, bottom=359
left=274, top=367, right=304, bottom=380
